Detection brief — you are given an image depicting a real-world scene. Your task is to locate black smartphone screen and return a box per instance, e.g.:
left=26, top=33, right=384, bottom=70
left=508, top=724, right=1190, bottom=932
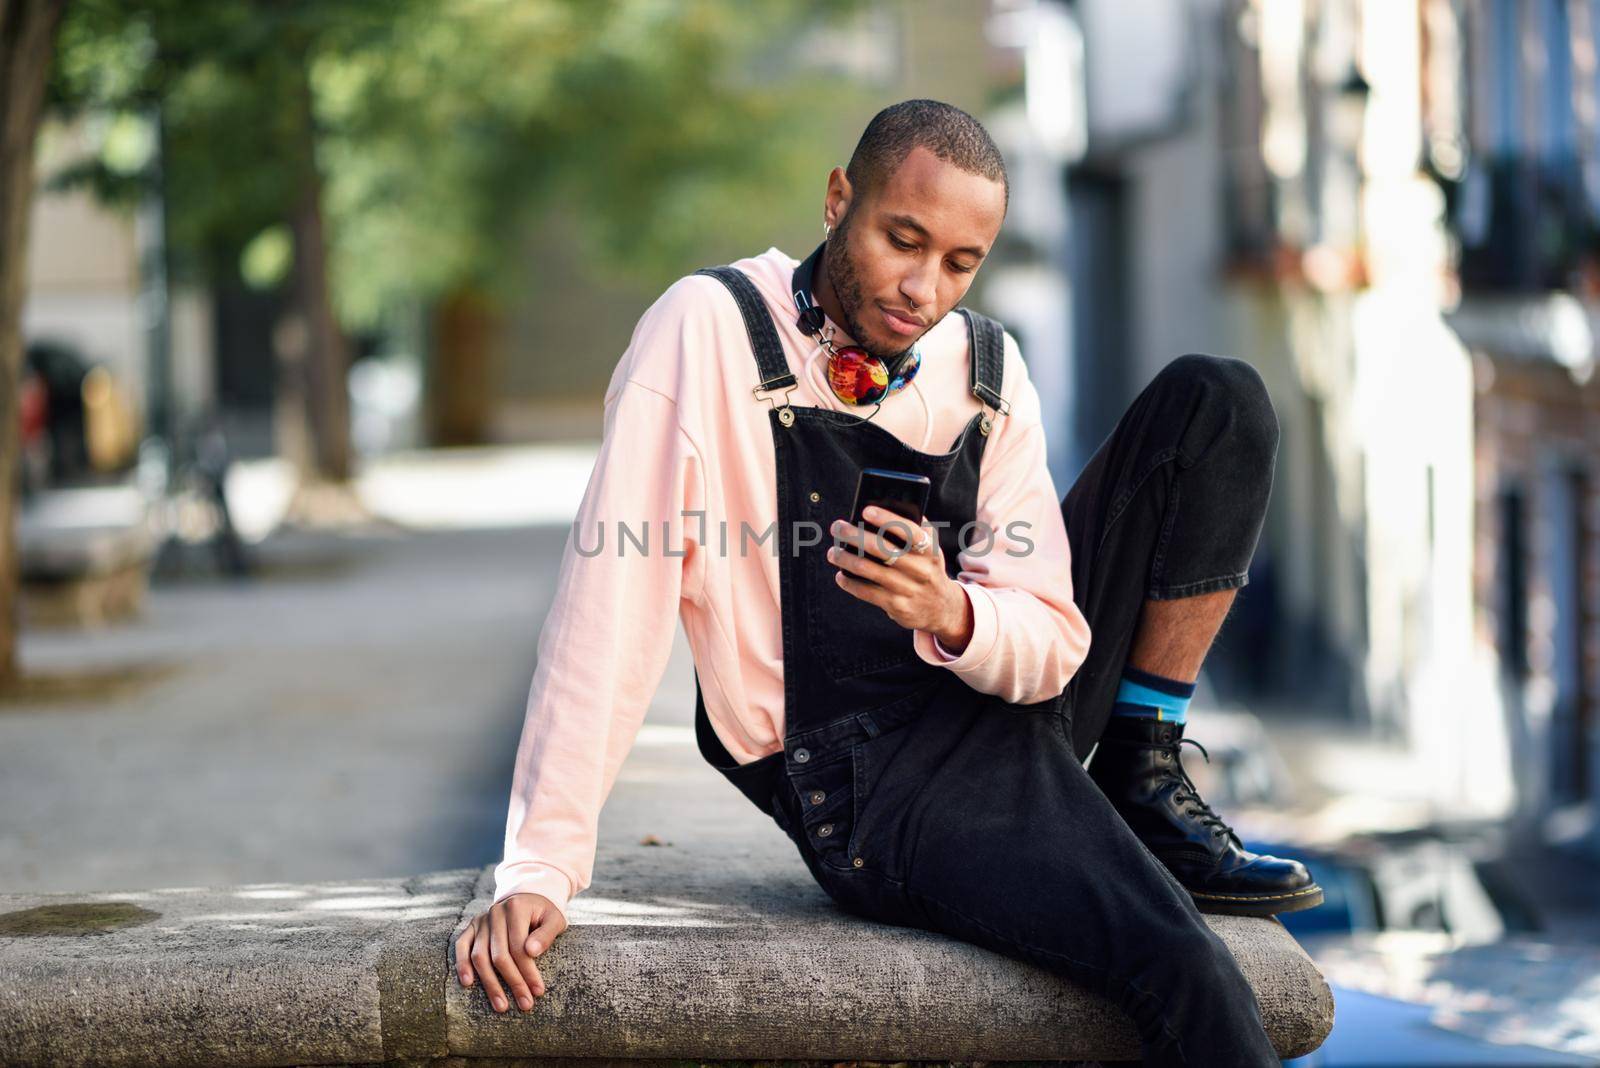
left=843, top=467, right=931, bottom=558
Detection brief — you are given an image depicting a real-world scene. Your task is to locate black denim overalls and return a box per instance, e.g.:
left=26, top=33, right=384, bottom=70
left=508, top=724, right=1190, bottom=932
left=687, top=263, right=1281, bottom=1067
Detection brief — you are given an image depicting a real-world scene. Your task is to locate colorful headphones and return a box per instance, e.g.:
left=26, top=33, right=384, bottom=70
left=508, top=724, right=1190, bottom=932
left=792, top=239, right=922, bottom=407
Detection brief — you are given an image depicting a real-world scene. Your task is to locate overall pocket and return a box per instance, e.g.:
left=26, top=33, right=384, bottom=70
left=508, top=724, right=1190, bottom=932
left=790, top=682, right=944, bottom=883
left=788, top=744, right=863, bottom=873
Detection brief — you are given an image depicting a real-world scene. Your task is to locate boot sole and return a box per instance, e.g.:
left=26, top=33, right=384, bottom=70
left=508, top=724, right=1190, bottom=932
left=1187, top=883, right=1325, bottom=918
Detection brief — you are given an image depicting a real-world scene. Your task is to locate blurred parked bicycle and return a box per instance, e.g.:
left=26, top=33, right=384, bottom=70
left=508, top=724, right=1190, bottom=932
left=142, top=409, right=252, bottom=580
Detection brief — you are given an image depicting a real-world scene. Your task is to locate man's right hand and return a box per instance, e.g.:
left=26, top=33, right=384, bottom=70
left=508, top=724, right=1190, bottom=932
left=454, top=892, right=568, bottom=1013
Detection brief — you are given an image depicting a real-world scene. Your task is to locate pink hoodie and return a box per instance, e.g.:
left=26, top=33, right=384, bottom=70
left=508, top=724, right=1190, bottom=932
left=493, top=246, right=1092, bottom=922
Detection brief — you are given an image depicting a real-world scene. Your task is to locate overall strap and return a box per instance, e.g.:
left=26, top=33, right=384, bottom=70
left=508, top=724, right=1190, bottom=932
left=695, top=263, right=1011, bottom=429
left=958, top=307, right=1011, bottom=429
left=694, top=266, right=796, bottom=394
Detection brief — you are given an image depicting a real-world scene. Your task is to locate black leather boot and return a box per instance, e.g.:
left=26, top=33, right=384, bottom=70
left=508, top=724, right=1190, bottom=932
left=1088, top=715, right=1324, bottom=917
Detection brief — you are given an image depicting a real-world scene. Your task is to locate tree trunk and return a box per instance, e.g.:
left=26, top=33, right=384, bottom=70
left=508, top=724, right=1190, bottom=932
left=426, top=287, right=497, bottom=447
left=0, top=0, right=69, bottom=685
left=279, top=40, right=352, bottom=485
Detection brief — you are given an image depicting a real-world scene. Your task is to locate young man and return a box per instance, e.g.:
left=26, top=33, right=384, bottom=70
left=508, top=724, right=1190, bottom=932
left=456, top=99, right=1321, bottom=1065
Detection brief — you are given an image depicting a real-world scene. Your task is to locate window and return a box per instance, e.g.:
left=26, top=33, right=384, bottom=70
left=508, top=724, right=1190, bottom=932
left=1497, top=483, right=1529, bottom=680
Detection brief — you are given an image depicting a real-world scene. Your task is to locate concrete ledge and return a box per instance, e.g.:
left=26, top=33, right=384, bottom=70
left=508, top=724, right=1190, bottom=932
left=0, top=862, right=1332, bottom=1066
left=18, top=487, right=156, bottom=628
left=18, top=487, right=155, bottom=580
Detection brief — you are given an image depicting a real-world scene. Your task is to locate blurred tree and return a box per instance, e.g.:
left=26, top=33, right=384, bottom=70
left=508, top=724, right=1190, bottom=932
left=47, top=0, right=863, bottom=460
left=0, top=0, right=869, bottom=680
left=49, top=0, right=397, bottom=492
left=1, top=0, right=70, bottom=684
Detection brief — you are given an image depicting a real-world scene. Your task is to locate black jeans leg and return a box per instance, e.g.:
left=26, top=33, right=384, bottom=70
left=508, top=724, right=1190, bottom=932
left=1059, top=353, right=1281, bottom=761
left=869, top=699, right=1284, bottom=1065
left=776, top=354, right=1287, bottom=1066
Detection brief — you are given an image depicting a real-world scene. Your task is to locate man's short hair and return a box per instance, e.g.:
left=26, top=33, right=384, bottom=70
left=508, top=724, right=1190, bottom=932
left=845, top=99, right=1010, bottom=213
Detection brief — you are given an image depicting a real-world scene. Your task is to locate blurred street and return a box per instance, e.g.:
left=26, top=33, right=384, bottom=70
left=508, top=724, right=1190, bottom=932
left=0, top=445, right=659, bottom=896
left=8, top=0, right=1600, bottom=1061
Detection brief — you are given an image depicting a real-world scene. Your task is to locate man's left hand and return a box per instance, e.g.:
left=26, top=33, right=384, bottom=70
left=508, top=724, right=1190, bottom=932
left=827, top=506, right=973, bottom=654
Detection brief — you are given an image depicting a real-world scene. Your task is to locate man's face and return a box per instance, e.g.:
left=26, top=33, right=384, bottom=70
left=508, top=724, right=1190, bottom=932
left=822, top=145, right=1006, bottom=362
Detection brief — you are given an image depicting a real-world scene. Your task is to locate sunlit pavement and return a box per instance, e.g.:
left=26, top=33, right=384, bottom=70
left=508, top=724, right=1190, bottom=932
left=1221, top=705, right=1600, bottom=947
left=1212, top=704, right=1600, bottom=1060
left=0, top=442, right=710, bottom=899
left=1290, top=935, right=1600, bottom=1064
left=224, top=443, right=607, bottom=540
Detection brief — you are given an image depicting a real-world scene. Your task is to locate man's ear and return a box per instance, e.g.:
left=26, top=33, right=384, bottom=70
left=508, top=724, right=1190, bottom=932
left=825, top=165, right=853, bottom=228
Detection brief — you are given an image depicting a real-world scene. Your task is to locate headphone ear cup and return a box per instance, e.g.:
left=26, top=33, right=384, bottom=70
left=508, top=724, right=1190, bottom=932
left=825, top=345, right=889, bottom=406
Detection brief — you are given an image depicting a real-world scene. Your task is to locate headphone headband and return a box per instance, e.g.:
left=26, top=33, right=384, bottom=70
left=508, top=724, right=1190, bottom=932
left=791, top=240, right=829, bottom=337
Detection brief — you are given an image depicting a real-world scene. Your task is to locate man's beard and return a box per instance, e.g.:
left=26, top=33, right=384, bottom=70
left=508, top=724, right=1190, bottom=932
left=822, top=209, right=919, bottom=364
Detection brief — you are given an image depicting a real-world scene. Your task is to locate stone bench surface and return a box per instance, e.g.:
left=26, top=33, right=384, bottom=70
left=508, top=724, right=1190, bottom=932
left=0, top=863, right=1333, bottom=1067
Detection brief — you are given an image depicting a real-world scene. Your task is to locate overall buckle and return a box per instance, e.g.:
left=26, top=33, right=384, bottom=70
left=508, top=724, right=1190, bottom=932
left=753, top=380, right=799, bottom=427
left=973, top=383, right=1010, bottom=435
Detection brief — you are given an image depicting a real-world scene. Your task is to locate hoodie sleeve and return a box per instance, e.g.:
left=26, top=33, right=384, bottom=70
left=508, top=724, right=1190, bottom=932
left=911, top=332, right=1092, bottom=705
left=491, top=285, right=711, bottom=925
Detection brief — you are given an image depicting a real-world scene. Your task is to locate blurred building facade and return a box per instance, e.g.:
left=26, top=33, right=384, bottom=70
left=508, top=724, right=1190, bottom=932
left=26, top=117, right=221, bottom=472
left=997, top=0, right=1599, bottom=856
left=1440, top=0, right=1600, bottom=850
left=25, top=121, right=148, bottom=409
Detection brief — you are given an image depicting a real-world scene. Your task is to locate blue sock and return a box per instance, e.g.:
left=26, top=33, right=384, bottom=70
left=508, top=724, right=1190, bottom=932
left=1111, top=665, right=1196, bottom=724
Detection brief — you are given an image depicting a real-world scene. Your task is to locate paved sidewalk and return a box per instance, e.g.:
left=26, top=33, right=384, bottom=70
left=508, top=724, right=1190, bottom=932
left=0, top=444, right=714, bottom=901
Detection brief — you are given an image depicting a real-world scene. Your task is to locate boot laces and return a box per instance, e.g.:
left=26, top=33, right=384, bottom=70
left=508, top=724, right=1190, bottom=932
left=1166, top=737, right=1240, bottom=847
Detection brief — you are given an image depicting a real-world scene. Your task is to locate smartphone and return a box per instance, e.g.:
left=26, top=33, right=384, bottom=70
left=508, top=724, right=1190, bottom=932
left=841, top=467, right=931, bottom=559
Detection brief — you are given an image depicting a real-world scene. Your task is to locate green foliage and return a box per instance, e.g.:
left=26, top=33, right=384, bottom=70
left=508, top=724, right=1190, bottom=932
left=49, top=0, right=870, bottom=327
